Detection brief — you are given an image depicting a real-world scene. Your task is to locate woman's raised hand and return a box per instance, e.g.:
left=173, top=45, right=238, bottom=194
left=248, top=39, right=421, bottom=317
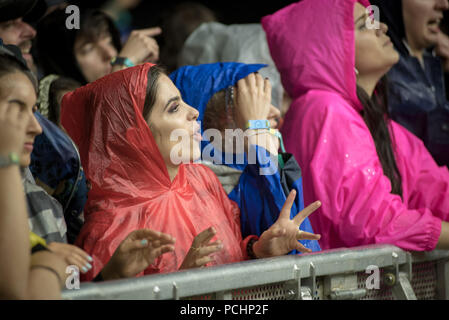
left=118, top=27, right=161, bottom=65
left=234, top=72, right=272, bottom=130
left=253, top=190, right=321, bottom=258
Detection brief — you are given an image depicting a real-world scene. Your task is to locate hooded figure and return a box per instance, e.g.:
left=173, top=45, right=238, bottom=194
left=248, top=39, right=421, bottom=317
left=169, top=62, right=321, bottom=253
left=370, top=0, right=449, bottom=168
left=60, top=63, right=254, bottom=280
left=29, top=111, right=88, bottom=244
left=262, top=0, right=449, bottom=251
left=179, top=22, right=284, bottom=110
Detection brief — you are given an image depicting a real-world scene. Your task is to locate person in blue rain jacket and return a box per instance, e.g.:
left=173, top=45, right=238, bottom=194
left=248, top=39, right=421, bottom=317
left=170, top=62, right=321, bottom=253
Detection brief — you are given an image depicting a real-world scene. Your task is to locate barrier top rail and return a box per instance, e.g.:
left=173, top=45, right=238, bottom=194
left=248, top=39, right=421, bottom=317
left=61, top=244, right=446, bottom=300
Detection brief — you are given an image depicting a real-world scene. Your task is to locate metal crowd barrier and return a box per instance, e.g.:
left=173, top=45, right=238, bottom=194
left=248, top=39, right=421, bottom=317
left=61, top=244, right=449, bottom=300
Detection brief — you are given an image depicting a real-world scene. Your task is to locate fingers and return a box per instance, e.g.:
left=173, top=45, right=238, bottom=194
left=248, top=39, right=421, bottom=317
left=137, top=27, right=162, bottom=37
left=263, top=77, right=272, bottom=98
left=254, top=72, right=264, bottom=92
left=120, top=229, right=175, bottom=252
left=245, top=72, right=256, bottom=91
left=268, top=106, right=280, bottom=129
left=195, top=255, right=215, bottom=267
left=192, top=227, right=217, bottom=248
left=279, top=190, right=296, bottom=220
left=197, top=242, right=223, bottom=257
left=292, top=200, right=322, bottom=225
left=293, top=242, right=313, bottom=254
left=296, top=230, right=321, bottom=241
left=142, top=37, right=159, bottom=62
left=48, top=243, right=93, bottom=273
left=148, top=244, right=175, bottom=260
left=65, top=255, right=92, bottom=274
left=127, top=229, right=175, bottom=243
left=180, top=229, right=223, bottom=270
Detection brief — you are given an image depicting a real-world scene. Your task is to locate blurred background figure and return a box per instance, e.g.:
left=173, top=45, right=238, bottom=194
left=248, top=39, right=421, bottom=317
left=0, top=0, right=47, bottom=73
left=179, top=22, right=287, bottom=114
left=159, top=2, right=217, bottom=73
left=101, top=0, right=142, bottom=41
left=372, top=0, right=449, bottom=168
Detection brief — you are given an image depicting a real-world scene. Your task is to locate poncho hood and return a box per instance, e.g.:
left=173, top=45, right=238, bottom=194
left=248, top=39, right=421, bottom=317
left=261, top=0, right=371, bottom=112
left=61, top=63, right=247, bottom=279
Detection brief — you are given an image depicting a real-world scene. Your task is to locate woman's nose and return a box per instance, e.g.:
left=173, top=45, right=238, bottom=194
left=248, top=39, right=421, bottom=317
left=27, top=112, right=43, bottom=137
left=19, top=20, right=37, bottom=40
left=99, top=43, right=116, bottom=61
left=187, top=104, right=199, bottom=121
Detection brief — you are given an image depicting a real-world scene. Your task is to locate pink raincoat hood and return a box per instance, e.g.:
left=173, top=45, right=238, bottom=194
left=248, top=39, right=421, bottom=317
left=262, top=0, right=449, bottom=252
left=262, top=0, right=370, bottom=111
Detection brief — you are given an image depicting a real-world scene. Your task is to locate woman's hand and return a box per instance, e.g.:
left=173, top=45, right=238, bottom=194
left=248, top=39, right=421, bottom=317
left=179, top=227, right=223, bottom=270
left=47, top=242, right=93, bottom=274
left=101, top=229, right=175, bottom=280
left=118, top=27, right=161, bottom=65
left=0, top=100, right=30, bottom=157
left=234, top=72, right=272, bottom=130
left=252, top=190, right=321, bottom=258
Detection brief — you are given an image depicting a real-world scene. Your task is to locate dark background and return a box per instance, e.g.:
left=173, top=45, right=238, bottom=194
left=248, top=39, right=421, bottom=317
left=74, top=0, right=299, bottom=27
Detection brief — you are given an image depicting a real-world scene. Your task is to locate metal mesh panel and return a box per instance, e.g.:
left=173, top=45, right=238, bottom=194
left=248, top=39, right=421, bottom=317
left=185, top=283, right=291, bottom=300
left=410, top=261, right=438, bottom=300
left=232, top=283, right=289, bottom=300
left=186, top=294, right=214, bottom=300
left=357, top=268, right=394, bottom=300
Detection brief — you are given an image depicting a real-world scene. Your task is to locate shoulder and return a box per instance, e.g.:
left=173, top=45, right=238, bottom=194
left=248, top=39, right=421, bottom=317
left=287, top=90, right=371, bottom=143
left=185, top=163, right=228, bottom=197
left=291, top=90, right=363, bottom=125
left=389, top=120, right=428, bottom=157
left=185, top=163, right=221, bottom=185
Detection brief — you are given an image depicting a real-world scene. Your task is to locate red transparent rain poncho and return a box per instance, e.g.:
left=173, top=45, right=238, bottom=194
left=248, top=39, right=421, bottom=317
left=61, top=63, right=254, bottom=281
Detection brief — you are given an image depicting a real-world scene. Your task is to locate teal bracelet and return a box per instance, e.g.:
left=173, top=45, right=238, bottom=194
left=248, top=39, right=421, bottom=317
left=267, top=129, right=286, bottom=153
left=110, top=56, right=135, bottom=68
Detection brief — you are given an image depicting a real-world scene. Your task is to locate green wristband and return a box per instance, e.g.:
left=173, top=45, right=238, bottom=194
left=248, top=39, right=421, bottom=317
left=0, top=152, right=19, bottom=168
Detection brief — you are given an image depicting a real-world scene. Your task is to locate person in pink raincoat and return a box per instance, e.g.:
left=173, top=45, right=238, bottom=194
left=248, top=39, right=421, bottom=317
left=262, top=0, right=449, bottom=252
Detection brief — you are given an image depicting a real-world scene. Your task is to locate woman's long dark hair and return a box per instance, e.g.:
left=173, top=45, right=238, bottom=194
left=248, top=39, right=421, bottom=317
left=357, top=77, right=403, bottom=197
left=142, top=66, right=164, bottom=120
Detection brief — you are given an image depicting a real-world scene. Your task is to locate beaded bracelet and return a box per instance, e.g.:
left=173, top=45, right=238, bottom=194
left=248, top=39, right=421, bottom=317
left=246, top=237, right=258, bottom=259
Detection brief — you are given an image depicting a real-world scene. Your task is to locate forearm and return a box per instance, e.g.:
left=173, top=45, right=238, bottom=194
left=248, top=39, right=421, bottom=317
left=436, top=221, right=449, bottom=250
left=27, top=269, right=62, bottom=300
left=26, top=251, right=67, bottom=299
left=0, top=167, right=31, bottom=299
left=246, top=131, right=278, bottom=157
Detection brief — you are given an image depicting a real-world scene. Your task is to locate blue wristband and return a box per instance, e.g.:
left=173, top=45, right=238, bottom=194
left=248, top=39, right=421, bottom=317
left=246, top=120, right=270, bottom=130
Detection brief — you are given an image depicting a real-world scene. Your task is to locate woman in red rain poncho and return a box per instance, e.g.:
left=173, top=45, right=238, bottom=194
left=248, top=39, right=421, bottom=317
left=60, top=63, right=321, bottom=281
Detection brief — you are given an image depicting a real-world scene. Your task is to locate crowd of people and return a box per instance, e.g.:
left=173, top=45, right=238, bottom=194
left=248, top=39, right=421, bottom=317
left=0, top=0, right=448, bottom=299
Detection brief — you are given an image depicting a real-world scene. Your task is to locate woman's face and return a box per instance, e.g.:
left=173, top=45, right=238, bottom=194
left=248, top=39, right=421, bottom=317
left=146, top=74, right=201, bottom=166
left=354, top=3, right=399, bottom=79
left=403, top=0, right=449, bottom=51
left=0, top=72, right=42, bottom=167
left=74, top=32, right=117, bottom=83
